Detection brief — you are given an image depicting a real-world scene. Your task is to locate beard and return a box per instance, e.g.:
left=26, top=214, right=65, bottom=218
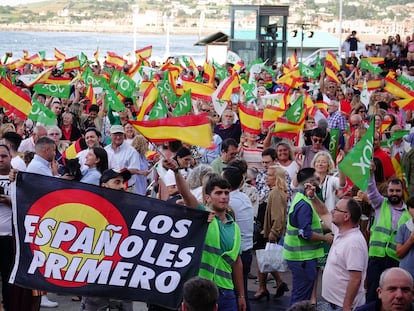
left=388, top=195, right=403, bottom=205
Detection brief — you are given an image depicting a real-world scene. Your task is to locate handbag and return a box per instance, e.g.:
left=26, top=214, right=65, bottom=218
left=256, top=242, right=288, bottom=273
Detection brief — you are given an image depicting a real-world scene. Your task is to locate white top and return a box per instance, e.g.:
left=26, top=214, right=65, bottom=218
left=229, top=189, right=254, bottom=251
left=11, top=155, right=26, bottom=171
left=322, top=225, right=368, bottom=308
left=105, top=142, right=140, bottom=187
left=0, top=174, right=12, bottom=235
left=18, top=136, right=35, bottom=153
left=26, top=154, right=53, bottom=176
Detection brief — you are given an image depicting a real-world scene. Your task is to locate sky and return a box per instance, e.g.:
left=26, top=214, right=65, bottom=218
left=2, top=0, right=44, bottom=6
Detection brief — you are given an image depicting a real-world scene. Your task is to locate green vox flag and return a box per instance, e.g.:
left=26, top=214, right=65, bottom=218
left=116, top=71, right=136, bottom=98
left=329, top=128, right=340, bottom=161
left=381, top=129, right=410, bottom=148
left=38, top=51, right=46, bottom=60
left=104, top=84, right=125, bottom=112
left=397, top=75, right=414, bottom=92
left=213, top=60, right=228, bottom=81
left=28, top=98, right=57, bottom=125
left=157, top=72, right=177, bottom=105
left=285, top=95, right=303, bottom=123
left=82, top=67, right=106, bottom=88
left=33, top=84, right=71, bottom=98
left=79, top=52, right=88, bottom=68
left=299, top=63, right=321, bottom=79
left=109, top=69, right=121, bottom=89
left=338, top=119, right=375, bottom=191
left=172, top=90, right=192, bottom=117
left=149, top=93, right=168, bottom=120
left=241, top=83, right=257, bottom=102
left=360, top=58, right=382, bottom=75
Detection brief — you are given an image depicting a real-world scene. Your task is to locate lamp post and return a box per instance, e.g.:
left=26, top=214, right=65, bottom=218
left=338, top=0, right=343, bottom=56
left=132, top=4, right=139, bottom=53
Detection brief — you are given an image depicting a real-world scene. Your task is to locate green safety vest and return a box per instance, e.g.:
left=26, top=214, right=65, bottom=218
left=283, top=192, right=324, bottom=261
left=368, top=199, right=410, bottom=261
left=198, top=216, right=241, bottom=289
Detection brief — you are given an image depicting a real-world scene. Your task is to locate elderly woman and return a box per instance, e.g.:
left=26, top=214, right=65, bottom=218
left=47, top=125, right=69, bottom=174
left=186, top=164, right=213, bottom=203
left=60, top=112, right=82, bottom=142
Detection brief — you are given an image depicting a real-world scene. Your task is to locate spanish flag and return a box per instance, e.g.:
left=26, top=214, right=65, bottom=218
left=62, top=138, right=88, bottom=160
left=85, top=83, right=96, bottom=105
left=106, top=52, right=125, bottom=70
left=203, top=61, right=216, bottom=86
left=182, top=81, right=215, bottom=101
left=365, top=57, right=384, bottom=65
left=24, top=54, right=42, bottom=66
left=262, top=106, right=285, bottom=129
left=63, top=56, right=81, bottom=72
left=238, top=104, right=263, bottom=134
left=355, top=79, right=383, bottom=91
left=384, top=77, right=414, bottom=111
left=54, top=48, right=66, bottom=60
left=325, top=51, right=340, bottom=72
left=135, top=46, right=152, bottom=60
left=45, top=75, right=72, bottom=85
left=136, top=81, right=158, bottom=121
left=93, top=48, right=99, bottom=61
left=272, top=117, right=305, bottom=138
left=325, top=66, right=340, bottom=84
left=130, top=114, right=212, bottom=148
left=276, top=68, right=302, bottom=89
left=41, top=59, right=59, bottom=68
left=214, top=73, right=240, bottom=101
left=0, top=77, right=32, bottom=119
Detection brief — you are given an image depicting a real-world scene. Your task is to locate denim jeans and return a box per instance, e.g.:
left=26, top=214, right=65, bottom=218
left=217, top=288, right=237, bottom=311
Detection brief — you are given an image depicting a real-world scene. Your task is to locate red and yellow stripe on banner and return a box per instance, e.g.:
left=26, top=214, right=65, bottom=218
left=238, top=104, right=263, bottom=134
left=272, top=116, right=305, bottom=138
left=182, top=81, right=215, bottom=101
left=130, top=114, right=212, bottom=148
left=262, top=106, right=285, bottom=129
left=0, top=77, right=32, bottom=119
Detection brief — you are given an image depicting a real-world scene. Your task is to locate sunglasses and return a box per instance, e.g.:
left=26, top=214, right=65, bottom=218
left=351, top=123, right=360, bottom=127
left=312, top=138, right=323, bottom=143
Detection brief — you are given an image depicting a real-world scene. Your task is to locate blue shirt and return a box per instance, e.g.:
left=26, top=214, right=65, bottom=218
left=26, top=155, right=53, bottom=176
left=80, top=168, right=101, bottom=186
left=289, top=191, right=314, bottom=240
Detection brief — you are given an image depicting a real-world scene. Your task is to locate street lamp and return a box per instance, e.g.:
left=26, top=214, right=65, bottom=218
left=132, top=5, right=139, bottom=53
left=291, top=23, right=314, bottom=61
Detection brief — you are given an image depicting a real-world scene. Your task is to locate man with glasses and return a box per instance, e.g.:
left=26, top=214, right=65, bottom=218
left=315, top=198, right=368, bottom=311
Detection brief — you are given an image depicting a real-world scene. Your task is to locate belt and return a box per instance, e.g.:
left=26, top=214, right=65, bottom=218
left=329, top=303, right=341, bottom=310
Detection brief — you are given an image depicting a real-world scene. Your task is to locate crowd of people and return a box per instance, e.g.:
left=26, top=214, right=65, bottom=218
left=1, top=30, right=414, bottom=311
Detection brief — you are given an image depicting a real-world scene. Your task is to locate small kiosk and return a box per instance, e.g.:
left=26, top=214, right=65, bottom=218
left=229, top=5, right=289, bottom=65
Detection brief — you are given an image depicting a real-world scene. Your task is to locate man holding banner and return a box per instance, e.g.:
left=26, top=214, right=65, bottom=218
left=163, top=158, right=246, bottom=311
left=80, top=168, right=133, bottom=311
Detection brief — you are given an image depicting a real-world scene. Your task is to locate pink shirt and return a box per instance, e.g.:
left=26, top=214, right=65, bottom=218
left=322, top=226, right=368, bottom=308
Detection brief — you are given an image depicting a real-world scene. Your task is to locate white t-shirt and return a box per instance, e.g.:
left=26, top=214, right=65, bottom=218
left=0, top=174, right=12, bottom=235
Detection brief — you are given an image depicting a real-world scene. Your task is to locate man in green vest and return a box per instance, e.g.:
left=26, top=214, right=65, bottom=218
left=283, top=167, right=334, bottom=306
left=163, top=157, right=246, bottom=311
left=366, top=164, right=411, bottom=302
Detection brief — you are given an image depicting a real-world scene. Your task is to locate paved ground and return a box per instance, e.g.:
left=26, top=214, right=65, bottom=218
left=2, top=259, right=328, bottom=311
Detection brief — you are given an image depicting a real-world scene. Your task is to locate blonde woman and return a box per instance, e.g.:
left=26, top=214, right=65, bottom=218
left=253, top=165, right=289, bottom=301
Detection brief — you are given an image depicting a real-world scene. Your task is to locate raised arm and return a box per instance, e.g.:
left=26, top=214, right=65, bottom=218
left=162, top=158, right=199, bottom=209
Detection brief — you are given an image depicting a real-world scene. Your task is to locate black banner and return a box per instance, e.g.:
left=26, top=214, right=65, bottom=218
left=10, top=172, right=209, bottom=309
